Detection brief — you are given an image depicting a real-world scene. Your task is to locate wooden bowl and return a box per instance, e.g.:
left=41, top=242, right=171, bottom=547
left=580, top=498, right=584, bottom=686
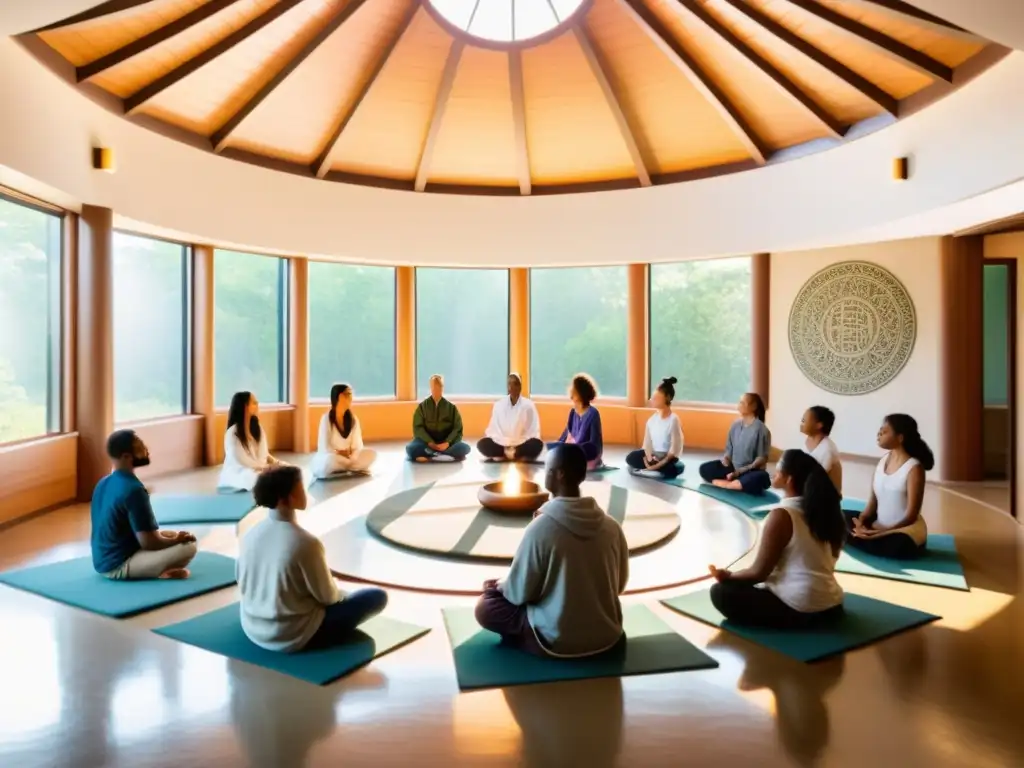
left=477, top=480, right=549, bottom=516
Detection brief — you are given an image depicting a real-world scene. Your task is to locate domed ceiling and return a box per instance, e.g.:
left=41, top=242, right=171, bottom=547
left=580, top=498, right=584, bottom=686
left=22, top=0, right=1000, bottom=194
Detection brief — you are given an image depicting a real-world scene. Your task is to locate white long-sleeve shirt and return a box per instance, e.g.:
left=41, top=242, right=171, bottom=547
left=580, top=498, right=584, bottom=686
left=642, top=412, right=683, bottom=458
left=485, top=395, right=541, bottom=447
left=217, top=427, right=270, bottom=491
left=316, top=412, right=364, bottom=455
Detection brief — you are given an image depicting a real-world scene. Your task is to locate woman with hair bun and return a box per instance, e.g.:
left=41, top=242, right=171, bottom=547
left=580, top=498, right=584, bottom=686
left=627, top=376, right=684, bottom=479
left=846, top=414, right=934, bottom=559
left=547, top=373, right=605, bottom=469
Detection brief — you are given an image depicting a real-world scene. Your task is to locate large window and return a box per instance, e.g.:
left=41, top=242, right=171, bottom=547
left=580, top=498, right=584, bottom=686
left=530, top=266, right=627, bottom=397
left=0, top=194, right=62, bottom=444
left=650, top=257, right=752, bottom=404
left=416, top=268, right=508, bottom=396
left=214, top=250, right=287, bottom=407
left=113, top=233, right=189, bottom=422
left=309, top=262, right=396, bottom=398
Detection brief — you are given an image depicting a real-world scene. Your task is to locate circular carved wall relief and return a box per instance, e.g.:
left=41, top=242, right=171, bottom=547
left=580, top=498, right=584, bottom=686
left=788, top=261, right=916, bottom=395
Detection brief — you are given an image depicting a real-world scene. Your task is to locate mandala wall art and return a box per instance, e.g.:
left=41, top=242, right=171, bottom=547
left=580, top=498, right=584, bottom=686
left=788, top=261, right=917, bottom=395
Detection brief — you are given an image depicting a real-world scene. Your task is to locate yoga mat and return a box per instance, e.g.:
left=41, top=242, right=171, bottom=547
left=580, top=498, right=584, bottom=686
left=837, top=534, right=967, bottom=591
left=520, top=460, right=619, bottom=474
left=842, top=498, right=868, bottom=514
left=152, top=494, right=256, bottom=525
left=442, top=603, right=718, bottom=690
left=154, top=603, right=430, bottom=685
left=0, top=552, right=238, bottom=618
left=667, top=477, right=781, bottom=518
left=661, top=589, right=939, bottom=663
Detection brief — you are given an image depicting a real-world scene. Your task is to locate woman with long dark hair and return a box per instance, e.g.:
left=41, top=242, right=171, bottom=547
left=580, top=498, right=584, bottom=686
left=546, top=373, right=605, bottom=470
left=709, top=449, right=845, bottom=628
left=217, top=391, right=278, bottom=492
left=312, top=383, right=376, bottom=479
left=846, top=414, right=934, bottom=559
left=627, top=376, right=684, bottom=479
left=698, top=392, right=772, bottom=495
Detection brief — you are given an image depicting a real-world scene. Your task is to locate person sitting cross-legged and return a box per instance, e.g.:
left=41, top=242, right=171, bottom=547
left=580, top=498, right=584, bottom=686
left=477, top=372, right=544, bottom=463
left=406, top=374, right=471, bottom=463
left=474, top=444, right=629, bottom=657
left=311, top=383, right=377, bottom=479
left=626, top=376, right=684, bottom=479
left=698, top=392, right=772, bottom=495
left=218, top=390, right=280, bottom=492
left=802, top=405, right=842, bottom=494
left=91, top=429, right=197, bottom=580
left=547, top=372, right=605, bottom=470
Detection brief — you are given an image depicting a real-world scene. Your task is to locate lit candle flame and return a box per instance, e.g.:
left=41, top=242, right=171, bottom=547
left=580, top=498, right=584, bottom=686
left=503, top=465, right=521, bottom=496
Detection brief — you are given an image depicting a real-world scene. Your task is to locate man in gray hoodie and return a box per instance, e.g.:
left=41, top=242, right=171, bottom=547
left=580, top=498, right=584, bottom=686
left=474, top=444, right=629, bottom=657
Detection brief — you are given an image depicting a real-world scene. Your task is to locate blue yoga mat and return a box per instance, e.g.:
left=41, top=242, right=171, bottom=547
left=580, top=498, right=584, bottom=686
left=837, top=534, right=967, bottom=590
left=661, top=589, right=939, bottom=663
left=442, top=603, right=718, bottom=690
left=0, top=552, right=238, bottom=618
left=152, top=494, right=256, bottom=525
left=666, top=476, right=781, bottom=518
left=154, top=603, right=430, bottom=685
left=842, top=498, right=868, bottom=514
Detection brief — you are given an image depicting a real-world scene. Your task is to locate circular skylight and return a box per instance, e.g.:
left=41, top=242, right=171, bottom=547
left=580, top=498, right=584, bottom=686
left=429, top=0, right=587, bottom=44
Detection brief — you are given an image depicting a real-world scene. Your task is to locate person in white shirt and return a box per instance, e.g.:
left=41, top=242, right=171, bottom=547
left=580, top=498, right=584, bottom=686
left=801, top=406, right=843, bottom=494
left=311, top=383, right=376, bottom=478
left=477, top=373, right=543, bottom=462
left=846, top=414, right=933, bottom=559
left=709, top=449, right=845, bottom=629
left=238, top=464, right=388, bottom=652
left=217, top=391, right=279, bottom=492
left=626, top=376, right=684, bottom=479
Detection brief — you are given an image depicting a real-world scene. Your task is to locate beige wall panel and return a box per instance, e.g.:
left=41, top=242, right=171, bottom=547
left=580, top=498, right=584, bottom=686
left=329, top=7, right=452, bottom=180
left=39, top=0, right=210, bottom=66
left=585, top=0, right=751, bottom=174
left=0, top=435, right=77, bottom=525
left=522, top=30, right=637, bottom=186
left=141, top=0, right=347, bottom=135
left=91, top=0, right=277, bottom=98
left=427, top=46, right=518, bottom=187
left=229, top=0, right=416, bottom=164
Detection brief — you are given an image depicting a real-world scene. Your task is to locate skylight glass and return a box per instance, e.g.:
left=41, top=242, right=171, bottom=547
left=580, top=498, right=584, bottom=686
left=430, top=0, right=586, bottom=44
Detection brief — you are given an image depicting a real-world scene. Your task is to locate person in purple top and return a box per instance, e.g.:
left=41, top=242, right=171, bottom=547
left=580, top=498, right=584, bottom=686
left=546, top=373, right=604, bottom=469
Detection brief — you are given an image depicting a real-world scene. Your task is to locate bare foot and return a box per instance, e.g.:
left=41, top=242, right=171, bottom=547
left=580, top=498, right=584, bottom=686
left=711, top=480, right=730, bottom=488
left=159, top=568, right=191, bottom=580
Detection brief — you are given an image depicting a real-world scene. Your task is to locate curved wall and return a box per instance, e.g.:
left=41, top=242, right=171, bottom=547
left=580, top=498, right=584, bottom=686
left=0, top=38, right=1023, bottom=266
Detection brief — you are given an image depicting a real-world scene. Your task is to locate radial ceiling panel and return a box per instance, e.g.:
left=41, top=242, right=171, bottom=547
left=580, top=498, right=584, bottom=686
left=23, top=0, right=1002, bottom=195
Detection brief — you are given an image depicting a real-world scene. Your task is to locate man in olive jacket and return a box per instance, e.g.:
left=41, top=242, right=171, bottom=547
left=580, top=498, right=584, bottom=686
left=406, top=374, right=471, bottom=462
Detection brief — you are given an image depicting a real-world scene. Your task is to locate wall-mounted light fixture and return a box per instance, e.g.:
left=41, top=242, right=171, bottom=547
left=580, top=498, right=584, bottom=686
left=92, top=147, right=116, bottom=173
left=893, top=156, right=909, bottom=182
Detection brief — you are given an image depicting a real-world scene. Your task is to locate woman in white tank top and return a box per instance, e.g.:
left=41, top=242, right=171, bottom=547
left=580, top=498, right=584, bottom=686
left=709, top=450, right=845, bottom=629
left=846, top=414, right=933, bottom=559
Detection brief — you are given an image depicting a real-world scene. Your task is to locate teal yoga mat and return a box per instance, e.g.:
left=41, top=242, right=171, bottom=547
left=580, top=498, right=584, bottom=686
left=837, top=534, right=967, bottom=590
left=842, top=498, right=868, bottom=514
left=0, top=552, right=237, bottom=618
left=152, top=494, right=256, bottom=525
left=661, top=589, right=939, bottom=663
left=667, top=476, right=781, bottom=518
left=154, top=603, right=430, bottom=685
left=442, top=603, right=718, bottom=690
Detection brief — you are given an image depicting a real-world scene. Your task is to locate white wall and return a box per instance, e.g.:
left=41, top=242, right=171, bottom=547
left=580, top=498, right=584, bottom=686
left=769, top=238, right=943, bottom=475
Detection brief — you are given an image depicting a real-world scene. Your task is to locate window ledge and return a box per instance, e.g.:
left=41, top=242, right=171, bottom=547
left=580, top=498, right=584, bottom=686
left=115, top=413, right=203, bottom=429
left=0, top=432, right=78, bottom=453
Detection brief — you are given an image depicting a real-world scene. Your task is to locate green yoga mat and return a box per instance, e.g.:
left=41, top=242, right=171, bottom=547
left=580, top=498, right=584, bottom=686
left=154, top=603, right=430, bottom=685
left=0, top=552, right=237, bottom=618
left=667, top=476, right=781, bottom=518
left=442, top=603, right=718, bottom=690
left=837, top=534, right=967, bottom=590
left=842, top=498, right=867, bottom=514
left=152, top=494, right=256, bottom=525
left=661, top=589, right=939, bottom=663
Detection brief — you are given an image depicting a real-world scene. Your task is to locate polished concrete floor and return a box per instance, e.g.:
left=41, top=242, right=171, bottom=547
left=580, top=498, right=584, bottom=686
left=0, top=445, right=1021, bottom=768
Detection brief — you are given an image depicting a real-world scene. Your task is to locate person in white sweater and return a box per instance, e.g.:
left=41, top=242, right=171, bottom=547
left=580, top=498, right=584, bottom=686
left=238, top=464, right=389, bottom=652
left=476, top=373, right=544, bottom=462
left=626, top=376, right=684, bottom=479
left=311, top=383, right=377, bottom=479
left=801, top=406, right=843, bottom=494
left=217, top=391, right=279, bottom=492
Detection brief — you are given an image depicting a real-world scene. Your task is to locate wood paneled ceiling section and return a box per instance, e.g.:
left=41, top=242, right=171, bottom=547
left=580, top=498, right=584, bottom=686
left=24, top=0, right=1002, bottom=195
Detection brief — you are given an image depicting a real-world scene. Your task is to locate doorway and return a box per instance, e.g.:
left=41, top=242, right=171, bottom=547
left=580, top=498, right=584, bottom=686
left=982, top=259, right=1017, bottom=517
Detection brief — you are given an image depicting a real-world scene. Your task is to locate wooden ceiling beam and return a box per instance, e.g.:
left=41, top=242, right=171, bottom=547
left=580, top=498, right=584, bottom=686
left=573, top=25, right=651, bottom=187
left=414, top=40, right=464, bottom=193
left=32, top=0, right=157, bottom=33
left=313, top=0, right=420, bottom=179
left=782, top=0, right=953, bottom=82
left=77, top=0, right=244, bottom=82
left=718, top=0, right=898, bottom=116
left=212, top=0, right=372, bottom=153
left=508, top=50, right=532, bottom=196
left=615, top=0, right=769, bottom=164
left=676, top=0, right=845, bottom=138
left=123, top=0, right=307, bottom=115
left=847, top=0, right=982, bottom=43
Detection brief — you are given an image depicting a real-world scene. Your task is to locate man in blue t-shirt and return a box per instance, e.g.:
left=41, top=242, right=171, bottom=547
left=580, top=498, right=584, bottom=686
left=91, top=429, right=198, bottom=580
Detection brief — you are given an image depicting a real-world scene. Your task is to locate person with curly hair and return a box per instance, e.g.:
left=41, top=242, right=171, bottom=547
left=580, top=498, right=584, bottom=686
left=546, top=373, right=604, bottom=469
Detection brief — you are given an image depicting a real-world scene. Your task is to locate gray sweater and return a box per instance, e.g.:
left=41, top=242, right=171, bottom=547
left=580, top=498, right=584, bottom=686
left=499, top=496, right=629, bottom=656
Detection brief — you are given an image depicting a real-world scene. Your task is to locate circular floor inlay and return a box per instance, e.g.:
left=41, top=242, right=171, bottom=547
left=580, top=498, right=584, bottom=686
left=366, top=480, right=681, bottom=561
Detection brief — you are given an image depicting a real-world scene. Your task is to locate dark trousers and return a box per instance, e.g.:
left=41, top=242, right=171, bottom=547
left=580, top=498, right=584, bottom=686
left=405, top=438, right=471, bottom=461
left=477, top=437, right=544, bottom=461
left=305, top=588, right=389, bottom=649
left=698, top=460, right=771, bottom=495
left=710, top=580, right=844, bottom=629
left=625, top=450, right=684, bottom=478
left=545, top=440, right=600, bottom=462
left=474, top=588, right=546, bottom=656
left=843, top=510, right=924, bottom=559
